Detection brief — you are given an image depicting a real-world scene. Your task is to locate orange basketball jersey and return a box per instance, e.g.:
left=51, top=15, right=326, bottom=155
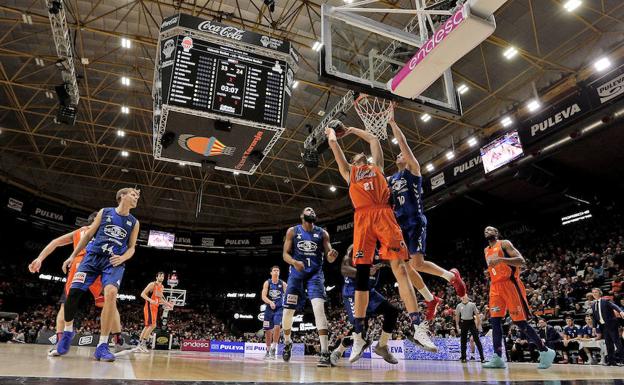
left=71, top=226, right=89, bottom=264
left=484, top=240, right=520, bottom=284
left=349, top=164, right=391, bottom=210
left=150, top=282, right=163, bottom=308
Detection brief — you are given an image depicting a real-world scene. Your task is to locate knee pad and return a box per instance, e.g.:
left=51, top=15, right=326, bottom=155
left=311, top=298, right=328, bottom=330
left=64, top=288, right=86, bottom=322
left=355, top=264, right=371, bottom=291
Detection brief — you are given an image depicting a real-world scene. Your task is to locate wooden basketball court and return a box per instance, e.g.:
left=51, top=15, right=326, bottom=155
left=1, top=344, right=622, bottom=385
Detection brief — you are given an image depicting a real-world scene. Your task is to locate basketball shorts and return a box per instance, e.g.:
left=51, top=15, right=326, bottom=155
left=263, top=307, right=283, bottom=330
left=353, top=206, right=408, bottom=265
left=399, top=221, right=427, bottom=256
left=70, top=252, right=125, bottom=291
left=343, top=289, right=386, bottom=324
left=144, top=304, right=158, bottom=326
left=283, top=270, right=326, bottom=310
left=61, top=259, right=104, bottom=307
left=489, top=278, right=531, bottom=322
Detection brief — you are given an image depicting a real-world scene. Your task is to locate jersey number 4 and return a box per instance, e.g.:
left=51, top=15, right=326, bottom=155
left=101, top=243, right=114, bottom=255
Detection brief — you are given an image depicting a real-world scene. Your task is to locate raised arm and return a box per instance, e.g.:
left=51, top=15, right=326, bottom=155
left=323, top=229, right=338, bottom=263
left=389, top=119, right=420, bottom=175
left=346, top=127, right=384, bottom=169
left=325, top=127, right=351, bottom=182
left=29, top=230, right=75, bottom=273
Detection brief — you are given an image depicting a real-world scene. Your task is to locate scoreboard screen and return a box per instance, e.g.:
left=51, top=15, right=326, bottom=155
left=160, top=35, right=289, bottom=126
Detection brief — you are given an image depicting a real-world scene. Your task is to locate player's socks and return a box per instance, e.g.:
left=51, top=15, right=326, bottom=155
left=320, top=334, right=329, bottom=353
left=409, top=312, right=421, bottom=326
left=354, top=317, right=366, bottom=333
left=271, top=342, right=277, bottom=350
left=417, top=286, right=434, bottom=301
left=284, top=334, right=292, bottom=343
left=441, top=271, right=454, bottom=282
left=112, top=333, right=122, bottom=345
left=379, top=331, right=391, bottom=347
left=99, top=335, right=109, bottom=346
left=64, top=324, right=73, bottom=332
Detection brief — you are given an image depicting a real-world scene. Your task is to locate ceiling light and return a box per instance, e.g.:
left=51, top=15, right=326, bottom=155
left=283, top=178, right=290, bottom=184
left=179, top=162, right=186, bottom=166
left=22, top=13, right=33, bottom=25
left=527, top=99, right=541, bottom=112
left=420, top=113, right=431, bottom=122
left=35, top=58, right=45, bottom=67
left=344, top=0, right=353, bottom=3
left=503, top=46, right=518, bottom=60
left=563, top=0, right=582, bottom=12
left=116, top=129, right=125, bottom=137
left=426, top=163, right=434, bottom=172
left=391, top=137, right=398, bottom=145
left=121, top=168, right=129, bottom=173
left=312, top=41, right=323, bottom=52
left=233, top=171, right=240, bottom=176
left=292, top=80, right=299, bottom=89
left=501, top=116, right=513, bottom=127
left=121, top=37, right=132, bottom=49
left=121, top=77, right=130, bottom=86
left=45, top=91, right=54, bottom=99
left=593, top=57, right=611, bottom=72
left=457, top=84, right=469, bottom=95
left=297, top=163, right=304, bottom=168
left=173, top=176, right=182, bottom=181
left=446, top=151, right=455, bottom=160
left=224, top=184, right=232, bottom=189
left=121, top=106, right=130, bottom=114
left=120, top=150, right=129, bottom=157
left=329, top=185, right=337, bottom=192
left=467, top=137, right=477, bottom=147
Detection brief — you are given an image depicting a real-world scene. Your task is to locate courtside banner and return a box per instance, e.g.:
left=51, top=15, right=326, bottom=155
left=422, top=149, right=482, bottom=195
left=243, top=342, right=304, bottom=357
left=404, top=336, right=499, bottom=361
left=181, top=339, right=211, bottom=352
left=209, top=340, right=245, bottom=353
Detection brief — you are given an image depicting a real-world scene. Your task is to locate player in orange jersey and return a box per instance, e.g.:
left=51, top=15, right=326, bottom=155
left=137, top=272, right=173, bottom=352
left=28, top=212, right=124, bottom=355
left=482, top=226, right=555, bottom=369
left=326, top=121, right=436, bottom=363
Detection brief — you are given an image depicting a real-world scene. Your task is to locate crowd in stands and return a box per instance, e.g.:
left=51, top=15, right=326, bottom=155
left=1, top=212, right=623, bottom=364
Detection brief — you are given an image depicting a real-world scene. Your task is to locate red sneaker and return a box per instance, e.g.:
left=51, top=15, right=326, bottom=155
left=449, top=268, right=467, bottom=297
left=424, top=296, right=441, bottom=321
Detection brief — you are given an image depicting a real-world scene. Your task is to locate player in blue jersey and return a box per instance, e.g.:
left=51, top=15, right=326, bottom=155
left=261, top=265, right=287, bottom=360
left=281, top=207, right=338, bottom=366
left=388, top=118, right=466, bottom=321
left=330, top=245, right=403, bottom=365
left=56, top=187, right=140, bottom=362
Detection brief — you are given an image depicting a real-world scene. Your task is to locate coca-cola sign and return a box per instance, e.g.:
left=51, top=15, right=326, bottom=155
left=197, top=21, right=244, bottom=41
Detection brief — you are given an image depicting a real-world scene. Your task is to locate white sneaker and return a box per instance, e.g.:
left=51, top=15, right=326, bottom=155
left=330, top=348, right=342, bottom=366
left=412, top=322, right=437, bottom=352
left=48, top=347, right=60, bottom=357
left=348, top=332, right=371, bottom=363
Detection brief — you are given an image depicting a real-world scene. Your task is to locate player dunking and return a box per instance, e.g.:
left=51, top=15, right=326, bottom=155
left=137, top=271, right=173, bottom=353
left=261, top=266, right=286, bottom=360
left=56, top=187, right=140, bottom=362
left=330, top=245, right=401, bottom=365
left=281, top=207, right=338, bottom=366
left=326, top=122, right=436, bottom=362
left=387, top=118, right=466, bottom=320
left=482, top=226, right=555, bottom=369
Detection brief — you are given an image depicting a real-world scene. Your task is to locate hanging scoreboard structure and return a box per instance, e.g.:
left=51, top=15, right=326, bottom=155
left=153, top=14, right=299, bottom=174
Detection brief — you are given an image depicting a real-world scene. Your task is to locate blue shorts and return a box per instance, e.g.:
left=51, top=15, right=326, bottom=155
left=70, top=252, right=125, bottom=291
left=400, top=222, right=427, bottom=255
left=283, top=270, right=326, bottom=310
left=343, top=289, right=386, bottom=324
left=263, top=307, right=283, bottom=330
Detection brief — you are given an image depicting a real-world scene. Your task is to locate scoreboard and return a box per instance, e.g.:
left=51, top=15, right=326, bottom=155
left=153, top=14, right=299, bottom=175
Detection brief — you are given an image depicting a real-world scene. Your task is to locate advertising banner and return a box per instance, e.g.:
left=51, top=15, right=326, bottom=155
left=181, top=339, right=211, bottom=352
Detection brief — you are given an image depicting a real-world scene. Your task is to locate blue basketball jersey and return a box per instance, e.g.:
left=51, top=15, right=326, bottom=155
left=267, top=278, right=284, bottom=308
left=86, top=207, right=137, bottom=257
left=290, top=224, right=325, bottom=274
left=388, top=168, right=427, bottom=226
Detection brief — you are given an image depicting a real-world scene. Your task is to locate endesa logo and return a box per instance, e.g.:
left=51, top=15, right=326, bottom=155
left=182, top=340, right=211, bottom=352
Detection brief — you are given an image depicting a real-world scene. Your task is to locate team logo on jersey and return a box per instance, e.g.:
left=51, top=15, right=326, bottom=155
left=105, top=215, right=112, bottom=223
left=313, top=233, right=319, bottom=238
left=72, top=272, right=86, bottom=283
left=391, top=178, right=407, bottom=191
left=104, top=225, right=128, bottom=240
left=126, top=220, right=132, bottom=226
left=355, top=168, right=376, bottom=182
left=286, top=294, right=298, bottom=305
left=269, top=289, right=281, bottom=299
left=297, top=240, right=318, bottom=252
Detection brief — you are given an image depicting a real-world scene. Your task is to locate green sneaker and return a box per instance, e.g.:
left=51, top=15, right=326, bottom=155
left=482, top=353, right=507, bottom=369
left=537, top=348, right=556, bottom=369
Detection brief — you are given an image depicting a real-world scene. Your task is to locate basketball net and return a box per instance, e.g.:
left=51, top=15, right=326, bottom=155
left=354, top=94, right=394, bottom=141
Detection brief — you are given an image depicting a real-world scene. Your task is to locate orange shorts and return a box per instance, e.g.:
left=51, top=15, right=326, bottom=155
left=65, top=262, right=104, bottom=308
left=144, top=304, right=158, bottom=326
left=489, top=279, right=531, bottom=321
left=352, top=206, right=408, bottom=265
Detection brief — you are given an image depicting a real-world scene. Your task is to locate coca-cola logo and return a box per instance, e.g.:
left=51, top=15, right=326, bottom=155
left=197, top=21, right=244, bottom=41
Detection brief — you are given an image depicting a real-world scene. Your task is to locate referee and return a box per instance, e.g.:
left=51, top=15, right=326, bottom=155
left=455, top=296, right=484, bottom=362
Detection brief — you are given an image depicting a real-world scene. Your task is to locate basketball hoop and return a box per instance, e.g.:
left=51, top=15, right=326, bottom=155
left=354, top=94, right=394, bottom=141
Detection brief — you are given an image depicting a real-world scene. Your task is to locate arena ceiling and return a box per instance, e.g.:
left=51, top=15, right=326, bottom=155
left=0, top=0, right=623, bottom=230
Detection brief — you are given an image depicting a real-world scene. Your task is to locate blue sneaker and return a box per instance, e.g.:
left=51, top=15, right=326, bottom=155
left=537, top=348, right=556, bottom=369
left=94, top=343, right=116, bottom=362
left=56, top=331, right=75, bottom=356
left=482, top=353, right=506, bottom=369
